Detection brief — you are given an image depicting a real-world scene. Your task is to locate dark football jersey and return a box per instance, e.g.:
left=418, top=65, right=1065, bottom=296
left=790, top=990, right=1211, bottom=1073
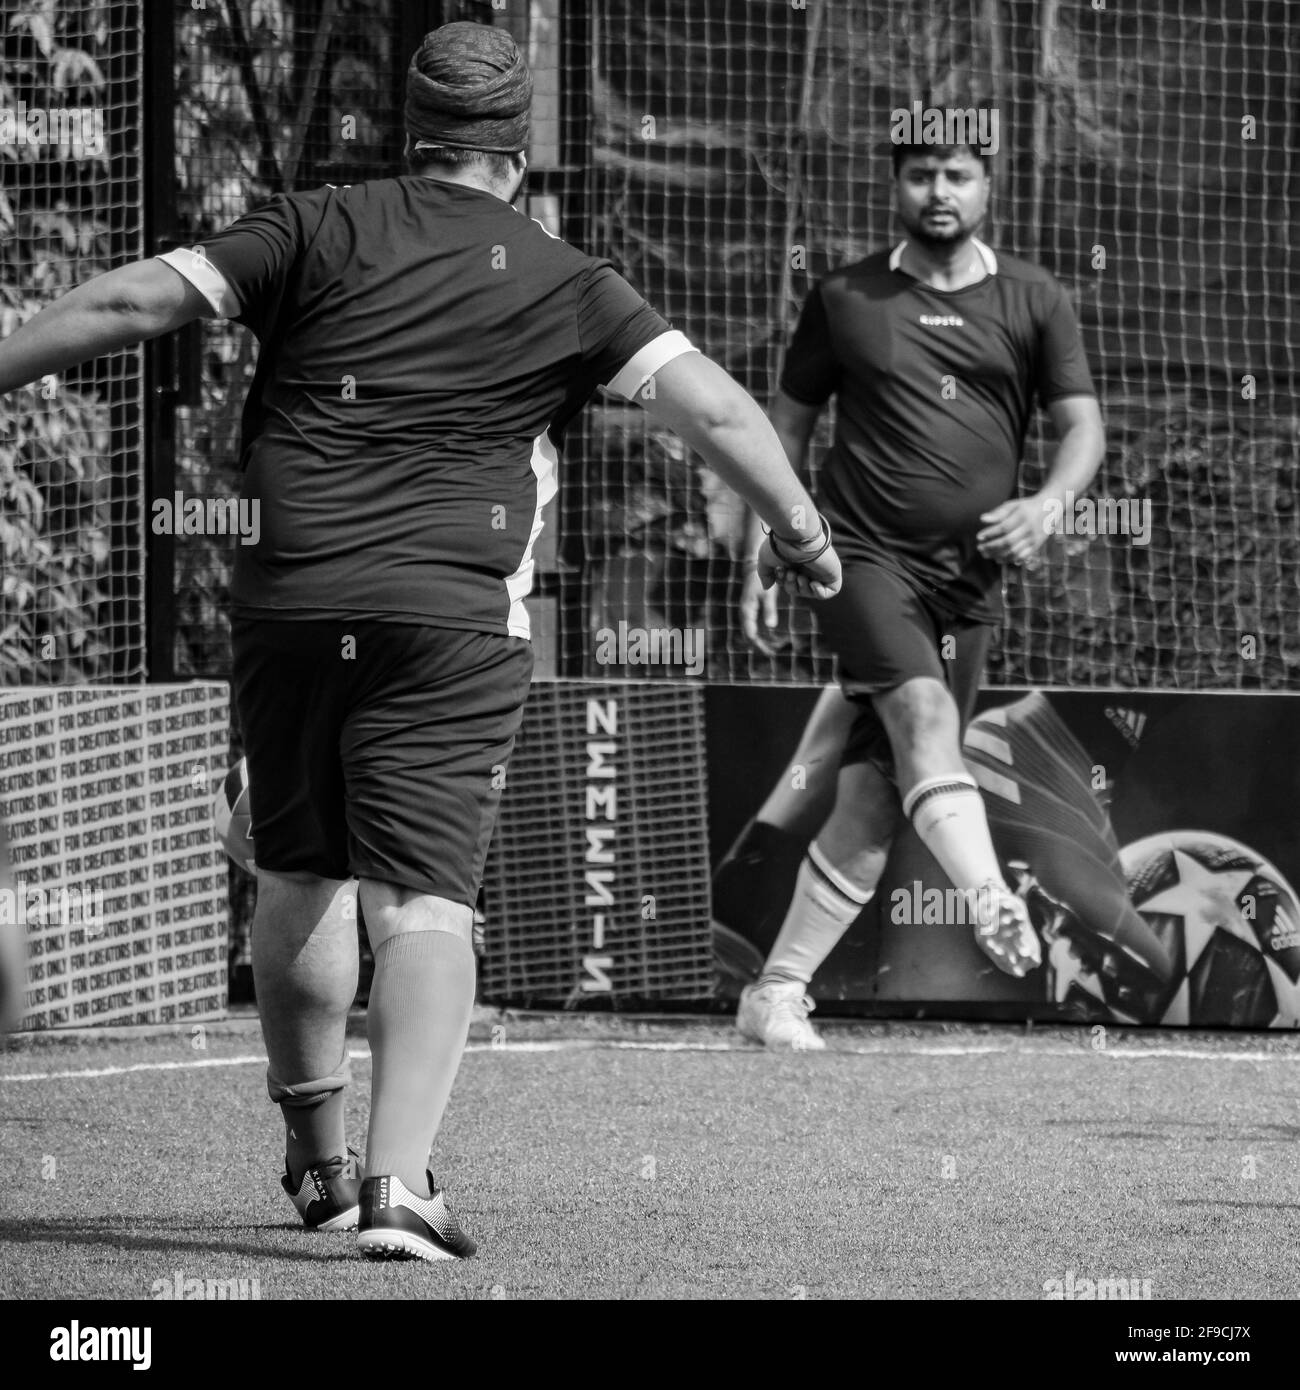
left=170, top=178, right=674, bottom=637
left=780, top=243, right=1095, bottom=619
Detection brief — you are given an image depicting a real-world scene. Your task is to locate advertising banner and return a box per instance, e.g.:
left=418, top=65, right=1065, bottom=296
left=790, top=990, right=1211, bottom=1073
left=709, top=688, right=1300, bottom=1028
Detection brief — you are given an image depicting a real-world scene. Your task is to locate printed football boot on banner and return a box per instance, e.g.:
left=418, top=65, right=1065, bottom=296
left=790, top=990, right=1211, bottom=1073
left=964, top=692, right=1174, bottom=1011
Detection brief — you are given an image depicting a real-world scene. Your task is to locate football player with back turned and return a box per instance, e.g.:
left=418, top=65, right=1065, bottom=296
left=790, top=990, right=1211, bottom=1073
left=0, top=23, right=840, bottom=1256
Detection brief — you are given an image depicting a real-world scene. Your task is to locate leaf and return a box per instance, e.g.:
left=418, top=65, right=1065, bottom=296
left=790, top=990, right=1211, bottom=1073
left=2, top=574, right=33, bottom=609
left=11, top=9, right=56, bottom=59
left=249, top=0, right=288, bottom=41
left=50, top=46, right=107, bottom=93
left=84, top=527, right=109, bottom=565
left=9, top=474, right=43, bottom=527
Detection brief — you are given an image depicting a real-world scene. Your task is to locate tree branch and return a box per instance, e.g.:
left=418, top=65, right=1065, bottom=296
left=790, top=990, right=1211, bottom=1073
left=224, top=0, right=283, bottom=190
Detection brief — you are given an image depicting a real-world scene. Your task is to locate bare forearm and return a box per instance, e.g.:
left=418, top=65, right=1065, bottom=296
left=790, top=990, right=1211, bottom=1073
left=743, top=423, right=810, bottom=560
left=1036, top=421, right=1105, bottom=506
left=0, top=263, right=200, bottom=394
left=693, top=413, right=820, bottom=545
left=639, top=354, right=823, bottom=545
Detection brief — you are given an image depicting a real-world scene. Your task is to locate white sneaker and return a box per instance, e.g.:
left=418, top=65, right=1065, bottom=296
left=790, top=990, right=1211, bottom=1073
left=972, top=882, right=1043, bottom=977
left=736, top=980, right=827, bottom=1051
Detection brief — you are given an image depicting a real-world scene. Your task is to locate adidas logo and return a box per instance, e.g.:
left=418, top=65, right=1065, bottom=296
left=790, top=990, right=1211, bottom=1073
left=1104, top=705, right=1146, bottom=749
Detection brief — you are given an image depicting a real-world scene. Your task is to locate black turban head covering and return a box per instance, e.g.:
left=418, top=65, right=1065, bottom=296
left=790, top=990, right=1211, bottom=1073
left=405, top=22, right=532, bottom=155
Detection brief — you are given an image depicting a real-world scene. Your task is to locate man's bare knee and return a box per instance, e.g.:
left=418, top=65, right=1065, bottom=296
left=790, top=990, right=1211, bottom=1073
left=359, top=880, right=474, bottom=951
left=252, top=871, right=355, bottom=939
left=874, top=677, right=959, bottom=745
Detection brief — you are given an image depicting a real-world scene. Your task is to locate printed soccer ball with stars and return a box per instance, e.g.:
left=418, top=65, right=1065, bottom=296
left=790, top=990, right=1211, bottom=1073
left=1117, top=831, right=1300, bottom=1027
left=1047, top=830, right=1300, bottom=1027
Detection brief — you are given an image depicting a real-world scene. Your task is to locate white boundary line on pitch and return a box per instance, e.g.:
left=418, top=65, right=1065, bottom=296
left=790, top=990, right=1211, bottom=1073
left=1, top=1038, right=1298, bottom=1083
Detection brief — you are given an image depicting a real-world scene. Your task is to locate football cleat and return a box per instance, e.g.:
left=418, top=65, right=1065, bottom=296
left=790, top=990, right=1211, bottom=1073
left=736, top=980, right=827, bottom=1051
left=283, top=1147, right=363, bottom=1232
left=965, top=693, right=1173, bottom=994
left=356, top=1173, right=477, bottom=1262
left=971, top=882, right=1043, bottom=978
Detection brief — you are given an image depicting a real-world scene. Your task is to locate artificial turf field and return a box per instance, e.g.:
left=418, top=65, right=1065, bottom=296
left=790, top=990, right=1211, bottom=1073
left=1, top=1011, right=1297, bottom=1302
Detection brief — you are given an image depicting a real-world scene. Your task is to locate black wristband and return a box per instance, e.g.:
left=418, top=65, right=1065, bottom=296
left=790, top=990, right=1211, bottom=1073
left=767, top=519, right=832, bottom=566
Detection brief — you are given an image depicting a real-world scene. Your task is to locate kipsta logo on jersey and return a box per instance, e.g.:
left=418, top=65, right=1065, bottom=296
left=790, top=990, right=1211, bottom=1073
left=920, top=313, right=965, bottom=327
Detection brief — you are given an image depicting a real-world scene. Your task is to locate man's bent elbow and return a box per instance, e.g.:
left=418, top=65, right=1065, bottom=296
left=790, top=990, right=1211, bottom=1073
left=694, top=374, right=769, bottom=444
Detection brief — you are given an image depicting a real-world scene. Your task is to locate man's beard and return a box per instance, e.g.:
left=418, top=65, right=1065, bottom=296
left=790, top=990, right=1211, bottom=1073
left=903, top=208, right=982, bottom=248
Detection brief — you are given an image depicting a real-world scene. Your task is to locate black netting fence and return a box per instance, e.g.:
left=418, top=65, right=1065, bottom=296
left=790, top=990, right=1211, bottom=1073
left=0, top=0, right=145, bottom=682
left=567, top=0, right=1299, bottom=689
left=2, top=2, right=1296, bottom=1003
left=168, top=0, right=402, bottom=677
left=6, top=3, right=1296, bottom=685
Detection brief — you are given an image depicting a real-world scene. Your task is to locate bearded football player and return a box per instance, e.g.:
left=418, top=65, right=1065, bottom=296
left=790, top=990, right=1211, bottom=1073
left=733, top=139, right=1106, bottom=1050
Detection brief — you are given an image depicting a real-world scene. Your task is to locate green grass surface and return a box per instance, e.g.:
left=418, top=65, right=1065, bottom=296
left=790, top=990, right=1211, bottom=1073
left=1, top=1015, right=1297, bottom=1300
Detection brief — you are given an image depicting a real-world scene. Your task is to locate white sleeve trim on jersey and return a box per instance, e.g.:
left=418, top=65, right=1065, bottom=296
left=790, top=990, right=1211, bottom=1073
left=156, top=247, right=239, bottom=318
left=605, top=329, right=697, bottom=400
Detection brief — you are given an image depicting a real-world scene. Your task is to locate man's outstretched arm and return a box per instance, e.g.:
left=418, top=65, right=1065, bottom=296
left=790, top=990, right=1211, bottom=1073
left=634, top=352, right=840, bottom=599
left=0, top=259, right=212, bottom=394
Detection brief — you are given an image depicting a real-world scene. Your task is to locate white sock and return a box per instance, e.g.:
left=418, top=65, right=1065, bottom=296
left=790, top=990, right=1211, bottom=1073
left=902, top=773, right=1003, bottom=892
left=760, top=842, right=874, bottom=986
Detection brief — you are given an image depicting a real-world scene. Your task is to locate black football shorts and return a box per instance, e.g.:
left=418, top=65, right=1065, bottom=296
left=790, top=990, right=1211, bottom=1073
left=231, top=617, right=533, bottom=905
left=810, top=559, right=993, bottom=777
